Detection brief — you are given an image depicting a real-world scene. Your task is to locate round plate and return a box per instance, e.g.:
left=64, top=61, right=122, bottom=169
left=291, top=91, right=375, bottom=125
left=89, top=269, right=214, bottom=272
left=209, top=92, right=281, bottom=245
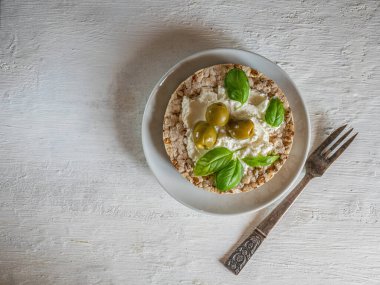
left=142, top=48, right=310, bottom=215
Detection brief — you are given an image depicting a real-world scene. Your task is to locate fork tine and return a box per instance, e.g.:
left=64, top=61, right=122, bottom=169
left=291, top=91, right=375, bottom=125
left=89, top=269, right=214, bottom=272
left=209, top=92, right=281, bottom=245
left=312, top=124, right=347, bottom=154
left=327, top=133, right=358, bottom=164
left=323, top=128, right=353, bottom=156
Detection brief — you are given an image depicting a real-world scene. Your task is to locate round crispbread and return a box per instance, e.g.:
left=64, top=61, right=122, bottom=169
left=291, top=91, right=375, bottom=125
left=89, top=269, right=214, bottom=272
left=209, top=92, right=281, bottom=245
left=163, top=64, right=294, bottom=194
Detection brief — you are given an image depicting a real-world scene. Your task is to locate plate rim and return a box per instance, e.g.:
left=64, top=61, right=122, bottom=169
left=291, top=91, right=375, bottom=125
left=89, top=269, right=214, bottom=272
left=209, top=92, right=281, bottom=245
left=141, top=48, right=311, bottom=215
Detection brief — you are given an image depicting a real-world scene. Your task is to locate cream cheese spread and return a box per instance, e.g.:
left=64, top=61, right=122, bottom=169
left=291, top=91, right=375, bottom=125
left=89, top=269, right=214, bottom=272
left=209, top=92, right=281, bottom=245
left=182, top=86, right=281, bottom=173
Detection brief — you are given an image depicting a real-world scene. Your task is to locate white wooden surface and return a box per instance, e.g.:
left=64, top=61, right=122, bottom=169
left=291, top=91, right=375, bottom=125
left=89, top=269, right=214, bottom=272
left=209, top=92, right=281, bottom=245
left=1, top=0, right=379, bottom=284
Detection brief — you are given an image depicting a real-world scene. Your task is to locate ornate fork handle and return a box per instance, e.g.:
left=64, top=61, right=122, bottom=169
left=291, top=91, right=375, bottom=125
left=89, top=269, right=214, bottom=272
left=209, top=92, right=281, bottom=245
left=225, top=228, right=266, bottom=275
left=225, top=174, right=313, bottom=275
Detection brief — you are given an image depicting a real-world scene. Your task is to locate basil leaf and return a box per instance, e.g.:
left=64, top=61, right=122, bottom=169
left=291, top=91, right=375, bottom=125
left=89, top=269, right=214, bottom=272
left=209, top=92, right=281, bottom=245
left=224, top=68, right=250, bottom=105
left=243, top=155, right=279, bottom=167
left=265, top=97, right=285, bottom=127
left=194, top=147, right=233, bottom=176
left=215, top=159, right=243, bottom=191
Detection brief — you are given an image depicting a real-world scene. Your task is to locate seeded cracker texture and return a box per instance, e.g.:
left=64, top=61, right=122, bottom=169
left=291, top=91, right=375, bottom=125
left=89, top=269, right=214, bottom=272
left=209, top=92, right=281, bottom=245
left=163, top=64, right=294, bottom=194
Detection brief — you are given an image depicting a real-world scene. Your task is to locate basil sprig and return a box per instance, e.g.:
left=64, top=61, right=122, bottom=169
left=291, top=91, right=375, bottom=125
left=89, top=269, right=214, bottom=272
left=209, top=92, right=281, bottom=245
left=243, top=155, right=279, bottom=167
left=194, top=147, right=280, bottom=191
left=194, top=147, right=233, bottom=176
left=224, top=68, right=250, bottom=105
left=265, top=97, right=284, bottom=127
left=215, top=159, right=243, bottom=192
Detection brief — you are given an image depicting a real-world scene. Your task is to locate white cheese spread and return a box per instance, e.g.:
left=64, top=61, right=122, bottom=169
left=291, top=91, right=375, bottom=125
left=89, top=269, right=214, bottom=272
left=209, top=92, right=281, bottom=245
left=182, top=86, right=280, bottom=173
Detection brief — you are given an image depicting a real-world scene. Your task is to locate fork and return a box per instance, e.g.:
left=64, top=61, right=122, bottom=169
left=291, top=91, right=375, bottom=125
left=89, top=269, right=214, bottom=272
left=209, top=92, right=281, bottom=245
left=224, top=124, right=358, bottom=275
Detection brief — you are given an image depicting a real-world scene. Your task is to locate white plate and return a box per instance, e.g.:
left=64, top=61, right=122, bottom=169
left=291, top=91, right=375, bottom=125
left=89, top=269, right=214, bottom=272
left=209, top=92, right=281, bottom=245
left=142, top=48, right=310, bottom=215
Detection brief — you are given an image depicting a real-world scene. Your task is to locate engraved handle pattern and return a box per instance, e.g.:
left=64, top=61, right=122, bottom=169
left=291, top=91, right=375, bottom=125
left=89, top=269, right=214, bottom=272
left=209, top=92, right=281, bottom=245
left=224, top=229, right=266, bottom=275
left=224, top=174, right=313, bottom=275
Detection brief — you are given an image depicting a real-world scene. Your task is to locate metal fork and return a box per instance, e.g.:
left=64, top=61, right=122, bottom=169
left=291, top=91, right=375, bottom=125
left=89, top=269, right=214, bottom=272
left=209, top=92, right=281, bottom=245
left=224, top=125, right=358, bottom=275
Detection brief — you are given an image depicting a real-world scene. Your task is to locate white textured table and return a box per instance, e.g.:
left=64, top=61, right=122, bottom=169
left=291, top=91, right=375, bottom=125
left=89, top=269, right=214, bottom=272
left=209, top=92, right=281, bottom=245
left=1, top=1, right=379, bottom=284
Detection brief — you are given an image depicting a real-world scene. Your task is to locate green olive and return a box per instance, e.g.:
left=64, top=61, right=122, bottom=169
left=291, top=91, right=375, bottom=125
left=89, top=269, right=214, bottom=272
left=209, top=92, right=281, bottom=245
left=192, top=121, right=217, bottom=150
left=226, top=119, right=255, bottom=140
left=205, top=102, right=229, bottom=126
